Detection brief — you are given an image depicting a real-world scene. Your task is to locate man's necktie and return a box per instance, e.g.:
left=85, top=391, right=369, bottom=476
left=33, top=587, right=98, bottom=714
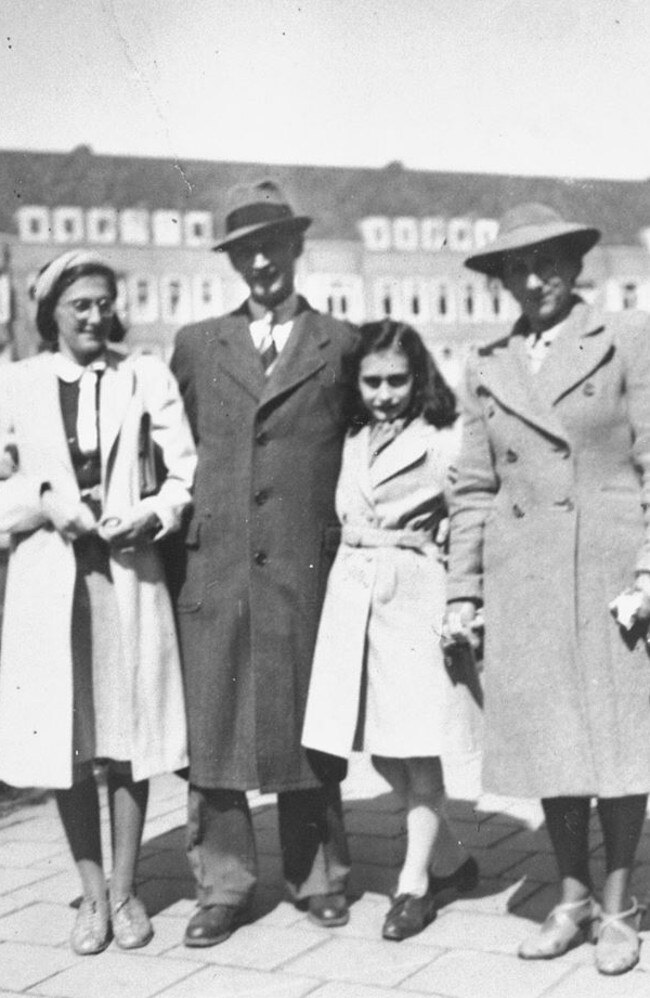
left=258, top=312, right=278, bottom=373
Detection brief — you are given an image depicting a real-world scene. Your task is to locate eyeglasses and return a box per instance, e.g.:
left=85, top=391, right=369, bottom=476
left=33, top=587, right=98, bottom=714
left=60, top=297, right=115, bottom=318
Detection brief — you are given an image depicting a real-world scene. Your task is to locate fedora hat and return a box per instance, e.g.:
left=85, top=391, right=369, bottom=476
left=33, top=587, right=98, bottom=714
left=213, top=180, right=312, bottom=252
left=465, top=203, right=601, bottom=277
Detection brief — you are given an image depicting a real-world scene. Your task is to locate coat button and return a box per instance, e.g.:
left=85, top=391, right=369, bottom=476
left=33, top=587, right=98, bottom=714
left=512, top=503, right=525, bottom=518
left=583, top=382, right=595, bottom=396
left=253, top=550, right=268, bottom=566
left=506, top=449, right=518, bottom=463
left=254, top=489, right=269, bottom=505
left=255, top=430, right=269, bottom=446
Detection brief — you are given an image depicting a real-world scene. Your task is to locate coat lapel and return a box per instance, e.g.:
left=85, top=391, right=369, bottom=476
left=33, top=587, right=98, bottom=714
left=259, top=310, right=328, bottom=408
left=99, top=352, right=137, bottom=479
left=32, top=354, right=76, bottom=479
left=213, top=313, right=266, bottom=401
left=531, top=303, right=612, bottom=409
left=369, top=418, right=428, bottom=489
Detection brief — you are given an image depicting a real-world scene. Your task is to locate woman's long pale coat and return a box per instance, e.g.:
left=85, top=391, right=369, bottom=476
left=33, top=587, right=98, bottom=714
left=303, top=417, right=482, bottom=766
left=0, top=349, right=196, bottom=789
left=447, top=302, right=650, bottom=798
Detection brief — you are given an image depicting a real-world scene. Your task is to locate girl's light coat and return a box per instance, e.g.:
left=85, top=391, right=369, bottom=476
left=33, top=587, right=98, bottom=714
left=303, top=416, right=482, bottom=769
left=0, top=350, right=196, bottom=789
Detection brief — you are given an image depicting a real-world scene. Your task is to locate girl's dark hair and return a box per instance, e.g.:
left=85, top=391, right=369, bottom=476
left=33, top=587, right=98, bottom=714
left=35, top=262, right=126, bottom=346
left=347, top=319, right=457, bottom=433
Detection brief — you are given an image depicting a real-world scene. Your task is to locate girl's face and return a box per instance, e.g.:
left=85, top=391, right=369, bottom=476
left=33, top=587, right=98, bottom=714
left=358, top=348, right=414, bottom=422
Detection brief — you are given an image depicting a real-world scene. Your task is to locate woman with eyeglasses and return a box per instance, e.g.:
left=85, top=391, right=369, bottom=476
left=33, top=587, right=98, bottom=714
left=0, top=251, right=196, bottom=955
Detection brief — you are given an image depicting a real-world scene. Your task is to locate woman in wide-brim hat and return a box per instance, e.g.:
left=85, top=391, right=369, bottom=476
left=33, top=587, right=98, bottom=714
left=445, top=203, right=650, bottom=975
left=0, top=250, right=196, bottom=955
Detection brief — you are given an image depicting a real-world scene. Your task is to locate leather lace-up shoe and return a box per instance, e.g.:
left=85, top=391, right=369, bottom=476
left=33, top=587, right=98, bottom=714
left=382, top=890, right=437, bottom=941
left=306, top=892, right=349, bottom=927
left=71, top=896, right=111, bottom=955
left=184, top=904, right=250, bottom=948
left=111, top=894, right=153, bottom=950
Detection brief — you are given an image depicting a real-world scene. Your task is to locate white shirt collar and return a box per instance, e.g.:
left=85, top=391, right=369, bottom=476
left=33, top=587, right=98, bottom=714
left=52, top=351, right=107, bottom=383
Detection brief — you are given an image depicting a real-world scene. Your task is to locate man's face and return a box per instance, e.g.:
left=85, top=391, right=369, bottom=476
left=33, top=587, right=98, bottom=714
left=229, top=230, right=300, bottom=310
left=500, top=242, right=580, bottom=332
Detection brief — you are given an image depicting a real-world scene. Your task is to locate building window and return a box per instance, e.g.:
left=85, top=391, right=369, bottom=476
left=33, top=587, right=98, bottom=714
left=17, top=206, right=51, bottom=243
left=359, top=217, right=392, bottom=251
left=487, top=278, right=501, bottom=319
left=623, top=282, right=638, bottom=310
left=53, top=207, right=84, bottom=244
left=474, top=218, right=499, bottom=249
left=463, top=285, right=475, bottom=318
left=448, top=218, right=474, bottom=253
left=192, top=275, right=222, bottom=319
left=184, top=211, right=213, bottom=247
left=87, top=208, right=117, bottom=244
left=420, top=218, right=446, bottom=252
left=128, top=275, right=158, bottom=323
left=438, top=287, right=447, bottom=316
left=161, top=276, right=190, bottom=323
left=153, top=211, right=182, bottom=247
left=392, top=217, right=419, bottom=252
left=401, top=279, right=428, bottom=321
left=120, top=209, right=150, bottom=245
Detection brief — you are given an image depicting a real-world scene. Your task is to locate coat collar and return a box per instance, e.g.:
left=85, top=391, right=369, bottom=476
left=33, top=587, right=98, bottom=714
left=212, top=298, right=329, bottom=406
left=476, top=300, right=611, bottom=443
left=368, top=417, right=429, bottom=489
left=99, top=350, right=138, bottom=480
left=29, top=349, right=136, bottom=483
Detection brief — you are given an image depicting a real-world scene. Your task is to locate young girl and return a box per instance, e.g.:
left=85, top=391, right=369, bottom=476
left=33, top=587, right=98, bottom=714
left=302, top=319, right=480, bottom=941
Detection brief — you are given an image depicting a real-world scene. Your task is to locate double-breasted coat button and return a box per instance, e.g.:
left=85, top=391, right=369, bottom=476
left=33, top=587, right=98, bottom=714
left=583, top=382, right=596, bottom=396
left=253, top=550, right=268, bottom=566
left=254, top=489, right=269, bottom=505
left=512, top=503, right=525, bottom=518
left=506, top=449, right=518, bottom=463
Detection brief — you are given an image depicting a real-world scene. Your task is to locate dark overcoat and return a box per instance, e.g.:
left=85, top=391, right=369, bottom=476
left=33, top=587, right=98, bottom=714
left=447, top=300, right=650, bottom=799
left=170, top=300, right=357, bottom=792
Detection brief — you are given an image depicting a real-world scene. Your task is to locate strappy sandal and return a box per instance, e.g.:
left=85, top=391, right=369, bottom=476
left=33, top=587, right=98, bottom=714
left=596, top=898, right=646, bottom=976
left=518, top=897, right=600, bottom=960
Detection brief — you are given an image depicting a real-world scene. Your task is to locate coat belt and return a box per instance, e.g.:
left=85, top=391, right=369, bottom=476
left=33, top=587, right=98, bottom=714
left=341, top=524, right=433, bottom=550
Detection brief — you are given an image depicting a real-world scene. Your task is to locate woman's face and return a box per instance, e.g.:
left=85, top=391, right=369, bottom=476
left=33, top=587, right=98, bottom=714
left=53, top=274, right=115, bottom=365
left=358, top=348, right=414, bottom=422
left=501, top=244, right=581, bottom=332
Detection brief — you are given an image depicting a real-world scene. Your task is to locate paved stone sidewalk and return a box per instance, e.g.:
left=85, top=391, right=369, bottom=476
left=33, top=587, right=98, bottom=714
left=0, top=756, right=648, bottom=997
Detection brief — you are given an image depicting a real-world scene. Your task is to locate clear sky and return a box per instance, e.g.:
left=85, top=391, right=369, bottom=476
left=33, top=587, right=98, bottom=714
left=2, top=0, right=649, bottom=180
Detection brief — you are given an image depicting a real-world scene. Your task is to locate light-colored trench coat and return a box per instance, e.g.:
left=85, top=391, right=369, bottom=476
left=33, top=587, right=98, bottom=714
left=447, top=300, right=650, bottom=798
left=0, top=349, right=196, bottom=789
left=303, top=417, right=482, bottom=767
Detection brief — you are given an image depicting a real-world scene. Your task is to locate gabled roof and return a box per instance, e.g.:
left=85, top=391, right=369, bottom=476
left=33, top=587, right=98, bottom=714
left=1, top=146, right=650, bottom=245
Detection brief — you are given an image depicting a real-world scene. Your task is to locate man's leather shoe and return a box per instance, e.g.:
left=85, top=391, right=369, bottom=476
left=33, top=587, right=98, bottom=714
left=184, top=904, right=249, bottom=947
left=306, top=892, right=349, bottom=928
left=429, top=856, right=479, bottom=898
left=382, top=890, right=437, bottom=941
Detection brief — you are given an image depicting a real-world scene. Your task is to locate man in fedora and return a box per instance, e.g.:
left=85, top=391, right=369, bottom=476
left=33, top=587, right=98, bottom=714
left=170, top=180, right=355, bottom=947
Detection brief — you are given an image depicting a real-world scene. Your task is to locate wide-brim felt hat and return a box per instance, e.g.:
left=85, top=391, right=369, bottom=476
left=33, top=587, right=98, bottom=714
left=213, top=180, right=312, bottom=252
left=465, top=202, right=601, bottom=277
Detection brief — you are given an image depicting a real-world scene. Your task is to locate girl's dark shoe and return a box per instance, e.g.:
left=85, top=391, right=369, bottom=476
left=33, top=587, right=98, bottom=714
left=382, top=890, right=437, bottom=941
left=428, top=856, right=479, bottom=899
left=304, top=892, right=350, bottom=927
